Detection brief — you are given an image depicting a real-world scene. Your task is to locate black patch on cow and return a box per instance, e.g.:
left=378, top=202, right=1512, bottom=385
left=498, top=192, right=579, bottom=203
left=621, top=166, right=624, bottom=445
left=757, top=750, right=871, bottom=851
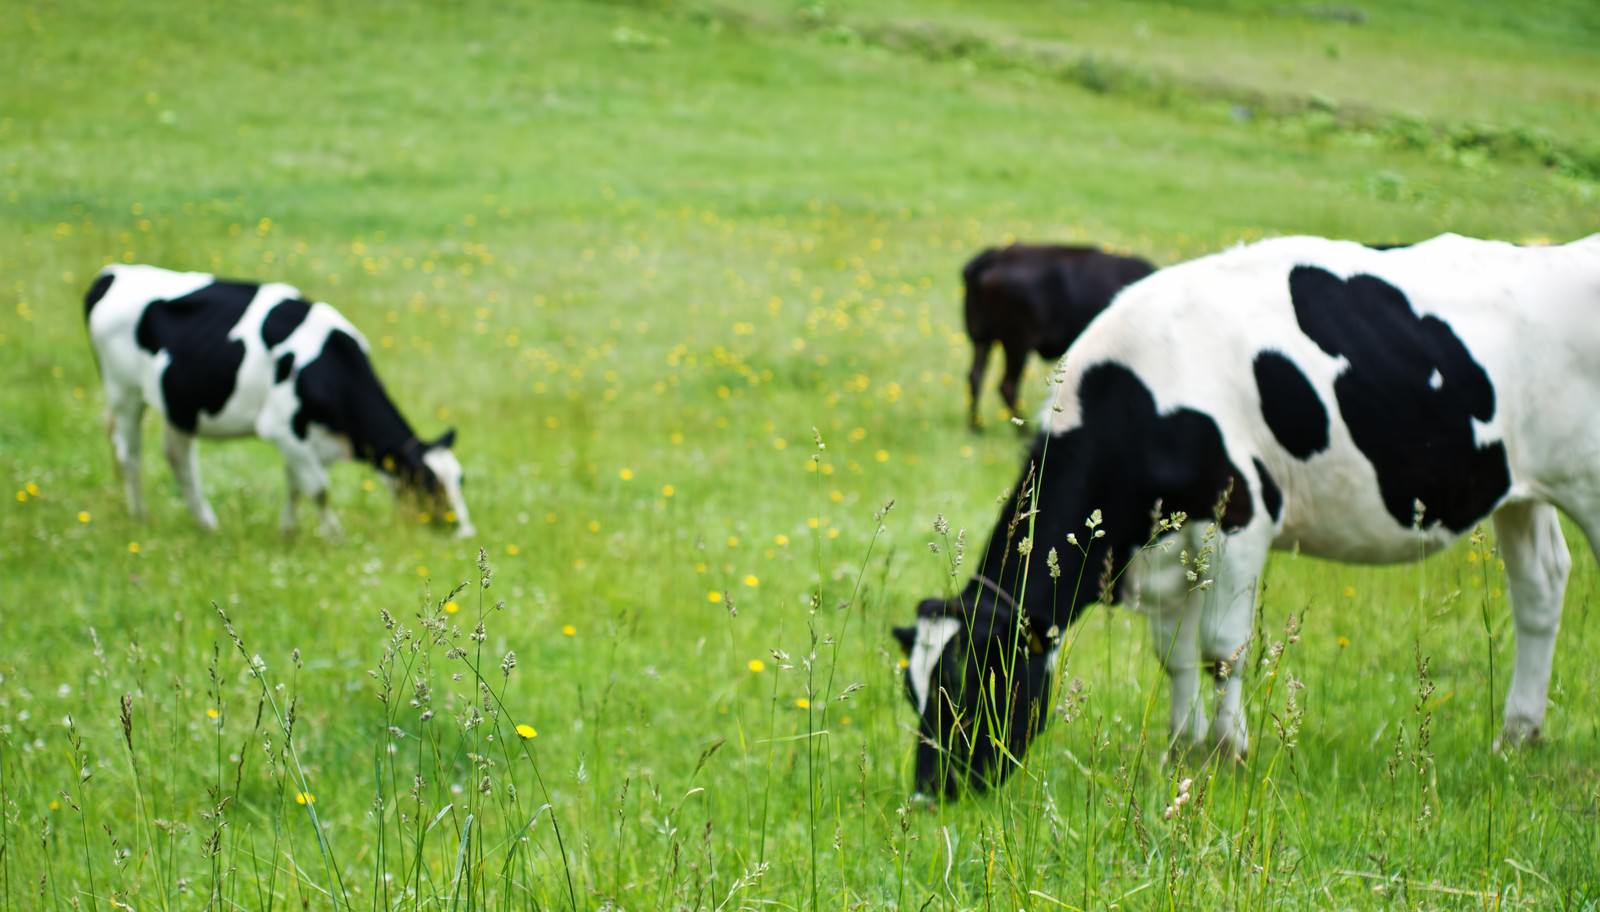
left=1254, top=457, right=1282, bottom=522
left=84, top=272, right=114, bottom=318
left=1253, top=350, right=1329, bottom=459
left=274, top=352, right=295, bottom=384
left=292, top=330, right=427, bottom=478
left=261, top=297, right=313, bottom=348
left=1287, top=265, right=1509, bottom=532
left=133, top=281, right=258, bottom=433
left=905, top=362, right=1253, bottom=795
left=962, top=362, right=1253, bottom=629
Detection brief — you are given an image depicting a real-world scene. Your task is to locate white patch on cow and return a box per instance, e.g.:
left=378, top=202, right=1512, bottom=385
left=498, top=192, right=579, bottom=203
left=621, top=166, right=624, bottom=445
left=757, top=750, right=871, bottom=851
left=907, top=617, right=961, bottom=715
left=89, top=264, right=469, bottom=537
left=422, top=447, right=475, bottom=538
left=1024, top=232, right=1600, bottom=763
left=200, top=283, right=304, bottom=437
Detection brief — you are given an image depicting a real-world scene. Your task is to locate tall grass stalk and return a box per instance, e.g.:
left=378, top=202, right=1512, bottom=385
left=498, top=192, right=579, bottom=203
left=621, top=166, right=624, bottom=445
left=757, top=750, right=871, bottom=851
left=1471, top=527, right=1497, bottom=885
left=213, top=603, right=350, bottom=909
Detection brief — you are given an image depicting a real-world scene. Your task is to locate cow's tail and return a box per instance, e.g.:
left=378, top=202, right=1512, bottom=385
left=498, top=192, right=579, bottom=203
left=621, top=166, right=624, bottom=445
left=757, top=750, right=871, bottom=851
left=962, top=248, right=999, bottom=296
left=82, top=266, right=118, bottom=380
left=962, top=247, right=1002, bottom=314
left=84, top=266, right=115, bottom=322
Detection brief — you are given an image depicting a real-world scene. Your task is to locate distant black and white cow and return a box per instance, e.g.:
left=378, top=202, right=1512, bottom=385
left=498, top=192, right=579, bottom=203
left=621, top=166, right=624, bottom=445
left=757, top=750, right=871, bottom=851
left=85, top=264, right=474, bottom=537
left=962, top=244, right=1155, bottom=429
left=898, top=233, right=1600, bottom=798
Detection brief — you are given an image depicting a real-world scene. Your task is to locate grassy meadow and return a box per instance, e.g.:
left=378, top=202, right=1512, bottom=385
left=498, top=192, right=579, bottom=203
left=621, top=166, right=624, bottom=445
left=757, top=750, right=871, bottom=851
left=2, top=0, right=1599, bottom=907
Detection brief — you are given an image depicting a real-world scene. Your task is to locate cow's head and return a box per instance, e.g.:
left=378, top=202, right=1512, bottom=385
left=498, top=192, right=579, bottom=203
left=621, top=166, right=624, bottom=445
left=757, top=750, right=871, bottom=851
left=390, top=429, right=476, bottom=538
left=892, top=591, right=1058, bottom=801
left=892, top=362, right=1258, bottom=800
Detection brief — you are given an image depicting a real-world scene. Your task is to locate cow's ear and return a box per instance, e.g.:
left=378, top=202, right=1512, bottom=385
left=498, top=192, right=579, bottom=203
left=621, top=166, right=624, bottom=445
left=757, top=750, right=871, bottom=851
left=432, top=427, right=457, bottom=450
left=891, top=625, right=916, bottom=654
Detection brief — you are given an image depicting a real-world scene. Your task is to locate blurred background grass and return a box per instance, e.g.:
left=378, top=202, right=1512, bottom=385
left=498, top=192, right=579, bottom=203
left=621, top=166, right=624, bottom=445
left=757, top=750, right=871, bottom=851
left=1, top=0, right=1597, bottom=907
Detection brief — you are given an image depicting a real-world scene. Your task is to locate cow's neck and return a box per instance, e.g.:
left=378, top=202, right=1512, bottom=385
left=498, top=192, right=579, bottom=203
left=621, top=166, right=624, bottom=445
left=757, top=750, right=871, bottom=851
left=343, top=387, right=421, bottom=470
left=959, top=434, right=1096, bottom=631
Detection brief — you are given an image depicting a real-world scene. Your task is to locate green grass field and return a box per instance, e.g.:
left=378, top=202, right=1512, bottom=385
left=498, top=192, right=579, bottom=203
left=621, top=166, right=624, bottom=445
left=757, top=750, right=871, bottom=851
left=3, top=0, right=1599, bottom=908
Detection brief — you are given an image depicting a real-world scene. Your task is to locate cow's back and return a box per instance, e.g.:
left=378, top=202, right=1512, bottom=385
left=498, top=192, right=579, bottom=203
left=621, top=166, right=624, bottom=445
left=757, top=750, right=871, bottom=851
left=87, top=265, right=321, bottom=436
left=966, top=244, right=1150, bottom=349
left=1047, top=234, right=1600, bottom=563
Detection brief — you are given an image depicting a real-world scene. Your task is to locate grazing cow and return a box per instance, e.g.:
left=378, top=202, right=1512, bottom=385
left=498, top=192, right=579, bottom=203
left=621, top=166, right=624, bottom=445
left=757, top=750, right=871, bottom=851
left=896, top=233, right=1600, bottom=799
left=962, top=244, right=1155, bottom=429
left=85, top=264, right=474, bottom=538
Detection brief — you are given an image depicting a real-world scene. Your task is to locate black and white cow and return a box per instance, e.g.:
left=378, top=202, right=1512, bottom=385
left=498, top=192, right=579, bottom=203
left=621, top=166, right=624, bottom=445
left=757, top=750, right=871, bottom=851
left=962, top=244, right=1155, bottom=429
left=897, top=233, right=1600, bottom=798
left=85, top=264, right=473, bottom=537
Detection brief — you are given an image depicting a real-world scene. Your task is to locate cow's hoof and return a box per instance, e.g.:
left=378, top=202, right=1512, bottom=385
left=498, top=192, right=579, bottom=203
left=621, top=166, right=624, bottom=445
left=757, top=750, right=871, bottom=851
left=1494, top=718, right=1542, bottom=751
left=454, top=523, right=477, bottom=540
left=1210, top=722, right=1248, bottom=764
left=197, top=511, right=220, bottom=533
left=1164, top=737, right=1207, bottom=768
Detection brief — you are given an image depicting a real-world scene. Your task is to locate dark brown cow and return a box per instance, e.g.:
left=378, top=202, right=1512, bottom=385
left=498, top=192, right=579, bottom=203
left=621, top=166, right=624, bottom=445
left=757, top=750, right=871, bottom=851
left=963, top=244, right=1155, bottom=428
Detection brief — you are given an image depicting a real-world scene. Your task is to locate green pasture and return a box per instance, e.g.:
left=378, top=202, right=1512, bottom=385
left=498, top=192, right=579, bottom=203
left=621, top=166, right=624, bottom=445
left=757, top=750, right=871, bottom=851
left=1, top=0, right=1597, bottom=908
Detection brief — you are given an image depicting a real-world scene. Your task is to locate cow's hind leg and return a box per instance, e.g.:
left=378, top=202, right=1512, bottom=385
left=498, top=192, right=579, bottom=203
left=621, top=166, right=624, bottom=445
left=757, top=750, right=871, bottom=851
left=163, top=424, right=218, bottom=531
left=967, top=339, right=993, bottom=430
left=107, top=396, right=146, bottom=518
left=998, top=339, right=1029, bottom=427
left=1493, top=500, right=1571, bottom=748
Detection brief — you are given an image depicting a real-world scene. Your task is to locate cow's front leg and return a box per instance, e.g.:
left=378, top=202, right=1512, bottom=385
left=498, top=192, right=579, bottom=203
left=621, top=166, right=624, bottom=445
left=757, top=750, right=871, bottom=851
left=998, top=339, right=1029, bottom=428
left=1200, top=525, right=1271, bottom=762
left=163, top=424, right=218, bottom=531
left=1493, top=501, right=1571, bottom=748
left=1155, top=603, right=1208, bottom=757
left=1133, top=545, right=1207, bottom=754
left=107, top=399, right=147, bottom=518
left=276, top=439, right=338, bottom=539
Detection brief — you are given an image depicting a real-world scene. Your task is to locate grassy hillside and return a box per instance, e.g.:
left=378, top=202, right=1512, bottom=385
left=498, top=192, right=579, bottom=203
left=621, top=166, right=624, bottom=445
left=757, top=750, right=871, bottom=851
left=1, top=0, right=1597, bottom=908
